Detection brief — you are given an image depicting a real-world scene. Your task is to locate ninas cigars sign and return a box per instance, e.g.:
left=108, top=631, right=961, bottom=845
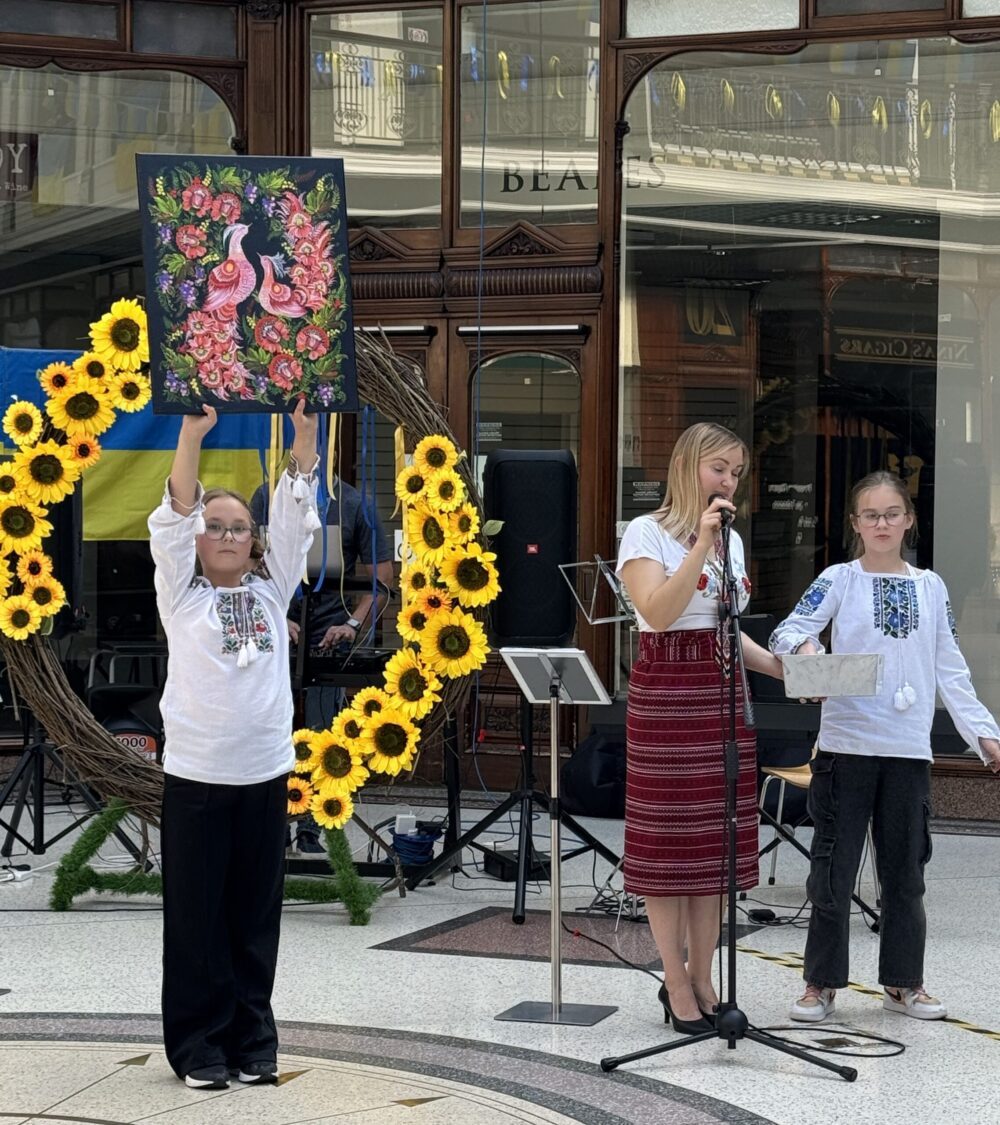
left=835, top=327, right=976, bottom=368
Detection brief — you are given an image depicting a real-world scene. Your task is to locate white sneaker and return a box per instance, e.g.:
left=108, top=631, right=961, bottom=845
left=789, top=985, right=836, bottom=1022
left=883, top=986, right=947, bottom=1020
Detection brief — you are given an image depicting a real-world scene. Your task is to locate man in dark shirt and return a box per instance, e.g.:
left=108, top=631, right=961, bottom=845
left=250, top=475, right=394, bottom=851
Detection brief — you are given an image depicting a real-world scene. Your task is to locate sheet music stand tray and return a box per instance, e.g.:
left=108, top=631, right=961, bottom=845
left=495, top=647, right=618, bottom=1027
left=558, top=555, right=636, bottom=627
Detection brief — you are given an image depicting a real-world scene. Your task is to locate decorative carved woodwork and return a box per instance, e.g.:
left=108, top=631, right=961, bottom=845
left=351, top=272, right=445, bottom=300
left=245, top=0, right=284, bottom=20
left=445, top=265, right=602, bottom=298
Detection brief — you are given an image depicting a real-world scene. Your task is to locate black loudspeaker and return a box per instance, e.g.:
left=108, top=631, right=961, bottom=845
left=483, top=449, right=577, bottom=647
left=46, top=489, right=82, bottom=639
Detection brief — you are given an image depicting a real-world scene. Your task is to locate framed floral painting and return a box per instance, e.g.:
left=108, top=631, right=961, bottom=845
left=137, top=155, right=357, bottom=414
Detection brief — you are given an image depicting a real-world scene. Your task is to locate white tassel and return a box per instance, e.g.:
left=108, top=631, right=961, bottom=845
left=304, top=508, right=322, bottom=532
left=902, top=683, right=916, bottom=705
left=247, top=640, right=259, bottom=664
left=237, top=642, right=249, bottom=669
left=894, top=686, right=914, bottom=712
left=193, top=513, right=206, bottom=535
left=292, top=475, right=310, bottom=501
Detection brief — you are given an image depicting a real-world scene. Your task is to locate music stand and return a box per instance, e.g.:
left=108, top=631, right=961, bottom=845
left=558, top=555, right=636, bottom=628
left=495, top=647, right=618, bottom=1027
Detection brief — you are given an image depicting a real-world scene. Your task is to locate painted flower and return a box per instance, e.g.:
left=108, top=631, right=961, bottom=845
left=295, top=325, right=330, bottom=360
left=268, top=353, right=302, bottom=391
left=210, top=191, right=242, bottom=224
left=2, top=402, right=44, bottom=447
left=12, top=440, right=81, bottom=505
left=181, top=176, right=213, bottom=216
left=88, top=299, right=149, bottom=371
left=254, top=316, right=290, bottom=354
left=176, top=224, right=208, bottom=259
left=0, top=595, right=43, bottom=640
left=421, top=607, right=489, bottom=678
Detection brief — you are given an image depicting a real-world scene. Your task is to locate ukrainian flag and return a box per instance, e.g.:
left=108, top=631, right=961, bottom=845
left=0, top=347, right=272, bottom=540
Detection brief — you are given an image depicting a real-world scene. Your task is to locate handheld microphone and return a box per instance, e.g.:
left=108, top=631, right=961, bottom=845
left=708, top=492, right=734, bottom=528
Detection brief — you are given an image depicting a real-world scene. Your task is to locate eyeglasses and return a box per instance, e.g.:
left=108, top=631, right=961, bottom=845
left=855, top=509, right=907, bottom=528
left=202, top=521, right=253, bottom=543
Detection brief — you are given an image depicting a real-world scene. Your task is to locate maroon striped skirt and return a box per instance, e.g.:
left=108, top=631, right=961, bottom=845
left=624, top=629, right=759, bottom=897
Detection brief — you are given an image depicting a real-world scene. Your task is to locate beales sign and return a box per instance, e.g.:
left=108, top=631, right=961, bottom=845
left=0, top=133, right=37, bottom=200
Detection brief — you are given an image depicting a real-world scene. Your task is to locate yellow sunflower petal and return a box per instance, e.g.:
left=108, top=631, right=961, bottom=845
left=26, top=575, right=66, bottom=618
left=448, top=504, right=481, bottom=544
left=287, top=775, right=315, bottom=816
left=424, top=467, right=466, bottom=512
left=400, top=563, right=433, bottom=603
left=88, top=298, right=149, bottom=372
left=395, top=464, right=428, bottom=507
left=415, top=588, right=453, bottom=617
left=72, top=352, right=111, bottom=381
left=16, top=551, right=53, bottom=584
left=362, top=706, right=420, bottom=776
left=109, top=372, right=152, bottom=413
left=350, top=686, right=392, bottom=722
left=0, top=594, right=43, bottom=640
left=291, top=728, right=319, bottom=771
left=421, top=606, right=489, bottom=678
left=2, top=402, right=44, bottom=448
left=66, top=436, right=102, bottom=471
left=383, top=648, right=441, bottom=720
left=308, top=729, right=369, bottom=792
left=405, top=505, right=454, bottom=566
left=0, top=500, right=52, bottom=554
left=12, top=440, right=81, bottom=505
left=311, top=785, right=354, bottom=829
left=438, top=544, right=501, bottom=608
left=412, top=435, right=459, bottom=476
left=37, top=362, right=75, bottom=396
left=47, top=376, right=116, bottom=438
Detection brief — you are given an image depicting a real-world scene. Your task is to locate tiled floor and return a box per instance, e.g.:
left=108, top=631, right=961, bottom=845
left=1, top=793, right=999, bottom=1124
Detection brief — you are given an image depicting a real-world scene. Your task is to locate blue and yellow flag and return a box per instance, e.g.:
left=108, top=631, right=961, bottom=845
left=0, top=346, right=272, bottom=540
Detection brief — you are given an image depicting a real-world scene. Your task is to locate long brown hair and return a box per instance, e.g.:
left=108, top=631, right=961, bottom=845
left=846, top=470, right=917, bottom=559
left=651, top=423, right=749, bottom=541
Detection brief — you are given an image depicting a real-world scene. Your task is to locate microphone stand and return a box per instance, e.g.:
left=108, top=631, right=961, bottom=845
left=600, top=516, right=857, bottom=1081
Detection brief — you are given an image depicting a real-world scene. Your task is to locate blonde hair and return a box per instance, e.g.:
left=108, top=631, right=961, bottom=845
left=652, top=423, right=749, bottom=541
left=846, top=470, right=917, bottom=559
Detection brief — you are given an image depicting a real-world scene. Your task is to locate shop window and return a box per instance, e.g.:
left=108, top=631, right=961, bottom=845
left=132, top=1, right=238, bottom=58
left=459, top=0, right=600, bottom=228
left=0, top=0, right=120, bottom=41
left=964, top=0, right=1000, bottom=13
left=309, top=9, right=443, bottom=229
left=813, top=0, right=945, bottom=14
left=626, top=1, right=799, bottom=38
left=619, top=38, right=1000, bottom=742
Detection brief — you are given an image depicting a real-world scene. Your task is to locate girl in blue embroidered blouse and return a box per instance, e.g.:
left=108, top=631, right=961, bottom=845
left=770, top=470, right=1000, bottom=1027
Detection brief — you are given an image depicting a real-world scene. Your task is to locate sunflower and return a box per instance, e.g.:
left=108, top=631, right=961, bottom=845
left=66, top=436, right=102, bottom=471
left=72, top=352, right=111, bottom=381
left=413, top=434, right=459, bottom=476
left=308, top=729, right=369, bottom=793
left=37, top=362, right=74, bottom=396
left=424, top=468, right=466, bottom=512
left=291, top=728, right=318, bottom=771
left=363, top=707, right=420, bottom=776
left=395, top=464, right=427, bottom=507
left=47, top=376, right=116, bottom=438
left=88, top=298, right=149, bottom=372
left=0, top=594, right=43, bottom=640
left=438, top=544, right=501, bottom=608
left=16, top=551, right=52, bottom=584
left=449, top=503, right=480, bottom=544
left=0, top=468, right=19, bottom=497
left=0, top=500, right=51, bottom=554
left=383, top=648, right=441, bottom=720
left=421, top=606, right=489, bottom=678
left=25, top=575, right=66, bottom=618
left=287, top=775, right=315, bottom=816
left=405, top=506, right=453, bottom=566
left=109, top=372, right=152, bottom=413
left=12, top=441, right=81, bottom=505
left=350, top=686, right=391, bottom=722
left=311, top=785, right=354, bottom=830
left=397, top=602, right=434, bottom=643
left=331, top=712, right=366, bottom=749
left=416, top=587, right=453, bottom=617
left=400, top=564, right=432, bottom=603
left=2, top=402, right=44, bottom=447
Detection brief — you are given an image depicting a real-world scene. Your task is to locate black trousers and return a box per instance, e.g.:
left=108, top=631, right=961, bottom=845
left=804, top=751, right=933, bottom=990
left=161, top=772, right=287, bottom=1079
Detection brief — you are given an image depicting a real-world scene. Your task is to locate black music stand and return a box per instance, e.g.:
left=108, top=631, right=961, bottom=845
left=495, top=646, right=617, bottom=1026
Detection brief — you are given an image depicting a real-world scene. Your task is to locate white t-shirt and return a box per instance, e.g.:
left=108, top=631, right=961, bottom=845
left=770, top=560, right=1000, bottom=764
left=616, top=514, right=750, bottom=631
left=149, top=469, right=319, bottom=786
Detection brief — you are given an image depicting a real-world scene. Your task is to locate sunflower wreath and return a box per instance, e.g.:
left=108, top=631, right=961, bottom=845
left=289, top=434, right=500, bottom=831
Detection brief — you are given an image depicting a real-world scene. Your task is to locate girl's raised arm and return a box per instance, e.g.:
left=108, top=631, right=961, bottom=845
left=169, top=406, right=217, bottom=515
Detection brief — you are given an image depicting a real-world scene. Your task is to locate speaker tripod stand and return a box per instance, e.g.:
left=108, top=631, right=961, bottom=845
left=416, top=695, right=620, bottom=923
left=0, top=715, right=144, bottom=864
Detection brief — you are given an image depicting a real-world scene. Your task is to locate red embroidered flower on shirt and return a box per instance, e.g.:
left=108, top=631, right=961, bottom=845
left=697, top=574, right=709, bottom=591
left=742, top=577, right=752, bottom=594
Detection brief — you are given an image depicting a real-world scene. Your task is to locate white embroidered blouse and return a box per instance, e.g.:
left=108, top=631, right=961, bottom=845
left=770, top=560, right=1000, bottom=764
left=616, top=514, right=751, bottom=632
left=148, top=469, right=319, bottom=785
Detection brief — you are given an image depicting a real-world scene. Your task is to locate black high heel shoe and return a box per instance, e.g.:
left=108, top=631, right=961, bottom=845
left=657, top=985, right=714, bottom=1034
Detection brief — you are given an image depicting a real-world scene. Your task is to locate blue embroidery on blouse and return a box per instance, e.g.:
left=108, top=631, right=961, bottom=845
left=216, top=588, right=274, bottom=657
left=872, top=577, right=920, bottom=639
left=945, top=599, right=958, bottom=641
left=794, top=577, right=832, bottom=617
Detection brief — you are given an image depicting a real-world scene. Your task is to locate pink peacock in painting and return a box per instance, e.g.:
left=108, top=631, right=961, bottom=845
left=140, top=156, right=355, bottom=413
